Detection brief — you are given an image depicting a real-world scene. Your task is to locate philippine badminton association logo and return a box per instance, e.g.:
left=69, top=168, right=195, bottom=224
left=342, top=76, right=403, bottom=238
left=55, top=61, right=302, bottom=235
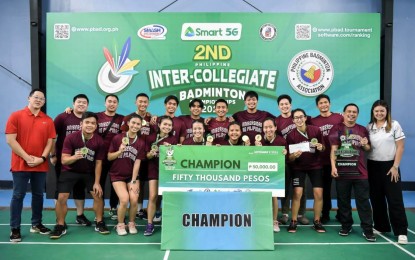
left=287, top=50, right=334, bottom=96
left=97, top=37, right=140, bottom=94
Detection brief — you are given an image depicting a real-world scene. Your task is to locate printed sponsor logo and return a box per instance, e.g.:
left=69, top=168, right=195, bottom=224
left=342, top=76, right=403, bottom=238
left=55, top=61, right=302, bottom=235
left=181, top=23, right=242, bottom=41
left=259, top=23, right=277, bottom=41
left=138, top=24, right=167, bottom=40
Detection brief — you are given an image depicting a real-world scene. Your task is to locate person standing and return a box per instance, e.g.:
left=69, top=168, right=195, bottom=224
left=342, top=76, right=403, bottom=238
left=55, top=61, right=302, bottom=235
left=179, top=98, right=205, bottom=139
left=108, top=114, right=145, bottom=236
left=286, top=109, right=325, bottom=233
left=367, top=100, right=408, bottom=245
left=206, top=99, right=230, bottom=142
left=330, top=103, right=376, bottom=242
left=96, top=94, right=124, bottom=219
left=6, top=89, right=56, bottom=242
left=275, top=94, right=308, bottom=225
left=50, top=112, right=109, bottom=239
left=309, top=94, right=343, bottom=223
left=50, top=94, right=92, bottom=226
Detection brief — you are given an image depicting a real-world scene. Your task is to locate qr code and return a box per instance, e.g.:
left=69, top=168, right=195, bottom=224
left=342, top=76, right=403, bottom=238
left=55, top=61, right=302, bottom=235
left=54, top=24, right=70, bottom=40
left=295, top=24, right=311, bottom=40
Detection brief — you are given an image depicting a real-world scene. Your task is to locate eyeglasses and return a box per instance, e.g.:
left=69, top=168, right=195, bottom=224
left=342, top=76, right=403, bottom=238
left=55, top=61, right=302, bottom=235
left=293, top=115, right=305, bottom=120
left=31, top=96, right=46, bottom=101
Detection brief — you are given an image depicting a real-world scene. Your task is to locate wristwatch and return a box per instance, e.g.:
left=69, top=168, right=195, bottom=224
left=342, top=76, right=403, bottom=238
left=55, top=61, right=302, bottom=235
left=131, top=180, right=137, bottom=184
left=41, top=156, right=47, bottom=162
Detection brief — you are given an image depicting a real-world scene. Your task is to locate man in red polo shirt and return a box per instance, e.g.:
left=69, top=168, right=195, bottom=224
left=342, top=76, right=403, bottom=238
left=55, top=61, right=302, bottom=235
left=5, top=88, right=56, bottom=242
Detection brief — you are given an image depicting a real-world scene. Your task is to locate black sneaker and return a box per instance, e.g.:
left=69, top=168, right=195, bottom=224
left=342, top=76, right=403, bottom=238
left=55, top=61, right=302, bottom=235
left=339, top=227, right=352, bottom=236
left=287, top=220, right=298, bottom=233
left=363, top=231, right=376, bottom=242
left=49, top=225, right=67, bottom=239
left=76, top=214, right=92, bottom=226
left=95, top=221, right=110, bottom=234
left=312, top=220, right=326, bottom=233
left=30, top=223, right=51, bottom=235
left=10, top=228, right=21, bottom=242
left=136, top=209, right=147, bottom=219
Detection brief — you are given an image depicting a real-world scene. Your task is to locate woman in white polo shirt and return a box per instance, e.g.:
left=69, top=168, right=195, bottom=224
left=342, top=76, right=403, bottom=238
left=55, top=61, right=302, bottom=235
left=367, top=100, right=408, bottom=245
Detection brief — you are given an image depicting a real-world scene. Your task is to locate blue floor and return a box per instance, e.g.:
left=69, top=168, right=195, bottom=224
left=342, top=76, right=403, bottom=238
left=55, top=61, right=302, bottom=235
left=1, top=189, right=414, bottom=209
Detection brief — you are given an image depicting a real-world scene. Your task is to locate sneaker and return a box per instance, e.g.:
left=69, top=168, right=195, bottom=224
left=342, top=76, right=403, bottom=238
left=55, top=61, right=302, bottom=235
left=273, top=220, right=280, bottom=232
left=10, top=228, right=21, bottom=242
left=298, top=215, right=310, bottom=225
left=95, top=221, right=110, bottom=234
left=136, top=209, right=147, bottom=219
left=339, top=227, right=352, bottom=236
left=109, top=208, right=118, bottom=220
left=278, top=214, right=289, bottom=225
left=128, top=222, right=138, bottom=234
left=153, top=212, right=162, bottom=223
left=312, top=220, right=326, bottom=233
left=76, top=214, right=92, bottom=226
left=363, top=231, right=376, bottom=242
left=144, top=223, right=154, bottom=236
left=321, top=214, right=330, bottom=224
left=287, top=220, right=298, bottom=233
left=115, top=223, right=127, bottom=236
left=30, top=223, right=51, bottom=235
left=49, top=225, right=67, bottom=239
left=398, top=235, right=408, bottom=245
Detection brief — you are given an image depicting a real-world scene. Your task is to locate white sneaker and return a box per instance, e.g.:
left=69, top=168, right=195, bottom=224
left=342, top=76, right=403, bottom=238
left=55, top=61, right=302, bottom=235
left=153, top=212, right=162, bottom=223
left=115, top=223, right=127, bottom=236
left=273, top=220, right=280, bottom=232
left=128, top=222, right=138, bottom=234
left=398, top=235, right=408, bottom=245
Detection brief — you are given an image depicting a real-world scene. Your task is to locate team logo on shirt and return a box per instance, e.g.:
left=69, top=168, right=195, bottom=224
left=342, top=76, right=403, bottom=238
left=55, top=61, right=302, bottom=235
left=97, top=37, right=140, bottom=94
left=287, top=50, right=334, bottom=96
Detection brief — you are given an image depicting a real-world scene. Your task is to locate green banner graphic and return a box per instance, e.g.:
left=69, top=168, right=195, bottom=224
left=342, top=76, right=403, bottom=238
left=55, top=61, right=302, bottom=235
left=161, top=192, right=274, bottom=250
left=159, top=145, right=285, bottom=197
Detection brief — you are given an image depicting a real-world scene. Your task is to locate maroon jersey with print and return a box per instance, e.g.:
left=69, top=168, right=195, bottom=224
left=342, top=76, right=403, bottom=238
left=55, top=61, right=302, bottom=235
left=120, top=112, right=152, bottom=140
left=145, top=132, right=178, bottom=180
left=54, top=113, right=82, bottom=160
left=108, top=133, right=146, bottom=181
left=261, top=135, right=288, bottom=162
left=207, top=118, right=230, bottom=141
left=232, top=110, right=275, bottom=143
left=96, top=112, right=123, bottom=152
left=178, top=115, right=205, bottom=139
left=182, top=137, right=205, bottom=145
left=329, top=123, right=370, bottom=180
left=151, top=116, right=186, bottom=143
left=61, top=131, right=105, bottom=173
left=309, top=113, right=343, bottom=165
left=286, top=125, right=323, bottom=171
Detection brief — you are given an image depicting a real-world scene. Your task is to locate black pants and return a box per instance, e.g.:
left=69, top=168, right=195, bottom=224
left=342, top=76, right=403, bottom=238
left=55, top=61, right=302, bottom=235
left=368, top=159, right=408, bottom=236
left=322, top=164, right=333, bottom=216
left=336, top=178, right=373, bottom=232
left=100, top=160, right=119, bottom=209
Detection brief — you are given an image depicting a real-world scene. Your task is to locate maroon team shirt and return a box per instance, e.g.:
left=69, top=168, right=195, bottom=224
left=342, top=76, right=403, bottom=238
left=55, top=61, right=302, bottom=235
left=309, top=113, right=343, bottom=165
left=286, top=125, right=323, bottom=171
left=120, top=112, right=152, bottom=140
left=61, top=131, right=105, bottom=174
left=145, top=132, right=178, bottom=180
left=179, top=115, right=205, bottom=139
left=108, top=133, right=146, bottom=181
left=329, top=123, right=370, bottom=180
left=232, top=110, right=275, bottom=143
left=151, top=116, right=186, bottom=144
left=275, top=115, right=296, bottom=139
left=207, top=118, right=230, bottom=140
left=261, top=135, right=288, bottom=162
left=54, top=113, right=82, bottom=160
left=96, top=112, right=124, bottom=152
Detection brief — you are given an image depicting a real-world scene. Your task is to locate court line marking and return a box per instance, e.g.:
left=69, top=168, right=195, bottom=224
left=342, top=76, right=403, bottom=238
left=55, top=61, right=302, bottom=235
left=407, top=228, right=415, bottom=235
left=375, top=230, right=415, bottom=258
left=163, top=249, right=171, bottom=260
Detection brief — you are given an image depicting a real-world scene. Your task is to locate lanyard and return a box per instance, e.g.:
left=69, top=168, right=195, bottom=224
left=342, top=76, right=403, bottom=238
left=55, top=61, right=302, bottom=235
left=193, top=137, right=205, bottom=145
left=125, top=131, right=138, bottom=145
left=297, top=128, right=308, bottom=139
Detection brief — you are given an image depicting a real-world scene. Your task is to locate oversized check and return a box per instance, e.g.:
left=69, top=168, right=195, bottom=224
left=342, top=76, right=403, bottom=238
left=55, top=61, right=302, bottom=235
left=159, top=145, right=285, bottom=197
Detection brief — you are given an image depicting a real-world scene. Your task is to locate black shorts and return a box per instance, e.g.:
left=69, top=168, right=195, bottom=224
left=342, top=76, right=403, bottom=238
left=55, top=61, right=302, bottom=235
left=58, top=171, right=94, bottom=194
left=292, top=169, right=323, bottom=188
left=110, top=176, right=132, bottom=183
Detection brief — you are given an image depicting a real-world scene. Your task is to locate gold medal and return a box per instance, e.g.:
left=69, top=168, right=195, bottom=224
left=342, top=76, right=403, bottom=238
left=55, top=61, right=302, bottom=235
left=206, top=135, right=214, bottom=143
left=151, top=144, right=158, bottom=151
left=80, top=147, right=88, bottom=155
left=255, top=134, right=262, bottom=141
left=122, top=137, right=129, bottom=145
left=242, top=135, right=249, bottom=142
left=310, top=138, right=318, bottom=145
left=142, top=119, right=147, bottom=126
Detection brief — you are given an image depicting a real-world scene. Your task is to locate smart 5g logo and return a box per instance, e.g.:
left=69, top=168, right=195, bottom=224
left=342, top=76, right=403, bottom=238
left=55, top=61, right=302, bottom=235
left=181, top=23, right=242, bottom=41
left=193, top=45, right=231, bottom=61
